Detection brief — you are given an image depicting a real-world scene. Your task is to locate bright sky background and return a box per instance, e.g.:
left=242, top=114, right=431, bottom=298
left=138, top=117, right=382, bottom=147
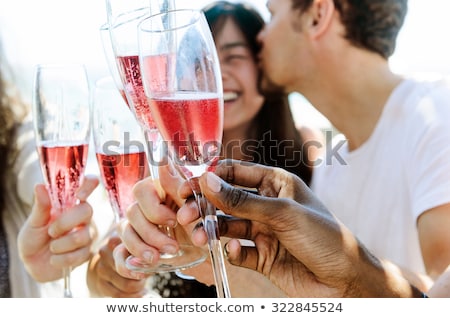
left=1, top=0, right=450, bottom=128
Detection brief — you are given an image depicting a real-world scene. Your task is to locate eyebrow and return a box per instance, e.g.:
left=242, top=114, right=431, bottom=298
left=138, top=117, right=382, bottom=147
left=219, top=41, right=249, bottom=52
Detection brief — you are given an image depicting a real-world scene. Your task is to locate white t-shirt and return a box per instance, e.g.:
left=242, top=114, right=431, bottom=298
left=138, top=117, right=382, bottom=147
left=311, top=78, right=450, bottom=274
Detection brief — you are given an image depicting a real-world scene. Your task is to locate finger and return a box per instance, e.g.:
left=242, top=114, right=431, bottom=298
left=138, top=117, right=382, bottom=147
left=126, top=202, right=179, bottom=251
left=199, top=172, right=291, bottom=225
left=26, top=184, right=52, bottom=228
left=132, top=177, right=177, bottom=227
left=119, top=217, right=182, bottom=266
left=213, top=159, right=271, bottom=189
left=217, top=215, right=254, bottom=241
left=177, top=198, right=201, bottom=226
left=50, top=245, right=92, bottom=269
left=48, top=202, right=93, bottom=238
left=215, top=160, right=320, bottom=206
left=49, top=224, right=92, bottom=254
left=76, top=175, right=99, bottom=201
left=159, top=161, right=192, bottom=207
left=113, top=243, right=148, bottom=280
left=96, top=240, right=148, bottom=296
left=224, top=239, right=259, bottom=271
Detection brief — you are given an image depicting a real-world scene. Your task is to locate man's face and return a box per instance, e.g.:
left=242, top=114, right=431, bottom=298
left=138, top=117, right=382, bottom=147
left=258, top=0, right=311, bottom=93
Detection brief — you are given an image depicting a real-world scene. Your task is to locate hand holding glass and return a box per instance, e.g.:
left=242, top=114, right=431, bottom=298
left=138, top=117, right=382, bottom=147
left=32, top=64, right=91, bottom=298
left=138, top=9, right=231, bottom=298
left=105, top=0, right=207, bottom=273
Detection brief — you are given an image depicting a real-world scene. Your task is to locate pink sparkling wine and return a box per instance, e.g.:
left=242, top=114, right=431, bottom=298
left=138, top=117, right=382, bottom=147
left=38, top=142, right=89, bottom=216
left=96, top=151, right=149, bottom=219
left=117, top=55, right=168, bottom=130
left=148, top=93, right=223, bottom=178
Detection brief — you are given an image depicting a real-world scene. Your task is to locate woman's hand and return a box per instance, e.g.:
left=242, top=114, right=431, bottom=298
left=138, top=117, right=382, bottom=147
left=18, top=175, right=99, bottom=282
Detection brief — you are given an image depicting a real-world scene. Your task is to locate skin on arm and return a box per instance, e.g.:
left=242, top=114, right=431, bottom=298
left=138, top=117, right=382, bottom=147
left=179, top=160, right=425, bottom=297
left=417, top=203, right=450, bottom=281
left=298, top=125, right=325, bottom=164
left=18, top=175, right=99, bottom=282
left=428, top=265, right=450, bottom=297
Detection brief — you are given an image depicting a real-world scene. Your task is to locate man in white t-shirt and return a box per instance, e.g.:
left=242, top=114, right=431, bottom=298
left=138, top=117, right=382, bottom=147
left=254, top=0, right=450, bottom=291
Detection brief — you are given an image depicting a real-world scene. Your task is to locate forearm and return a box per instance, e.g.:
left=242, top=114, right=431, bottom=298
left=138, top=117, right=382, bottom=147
left=428, top=265, right=450, bottom=297
left=347, top=247, right=425, bottom=297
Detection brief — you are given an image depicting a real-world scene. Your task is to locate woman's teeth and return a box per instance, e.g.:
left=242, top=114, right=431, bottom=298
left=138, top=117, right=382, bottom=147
left=223, top=92, right=238, bottom=102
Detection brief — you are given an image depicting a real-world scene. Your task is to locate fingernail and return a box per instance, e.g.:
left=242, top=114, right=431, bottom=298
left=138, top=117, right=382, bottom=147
left=223, top=242, right=230, bottom=259
left=161, top=245, right=178, bottom=255
left=206, top=173, right=222, bottom=193
left=131, top=271, right=146, bottom=280
left=166, top=219, right=177, bottom=228
left=142, top=251, right=154, bottom=263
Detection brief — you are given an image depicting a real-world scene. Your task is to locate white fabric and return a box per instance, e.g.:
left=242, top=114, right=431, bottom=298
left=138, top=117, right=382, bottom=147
left=311, top=78, right=450, bottom=274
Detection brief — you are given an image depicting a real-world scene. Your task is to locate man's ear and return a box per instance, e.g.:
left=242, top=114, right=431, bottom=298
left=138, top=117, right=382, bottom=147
left=305, top=0, right=335, bottom=39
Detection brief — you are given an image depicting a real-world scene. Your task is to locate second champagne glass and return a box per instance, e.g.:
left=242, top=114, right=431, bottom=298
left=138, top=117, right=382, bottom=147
left=32, top=64, right=91, bottom=298
left=138, top=9, right=231, bottom=298
left=92, top=76, right=149, bottom=224
left=105, top=0, right=207, bottom=273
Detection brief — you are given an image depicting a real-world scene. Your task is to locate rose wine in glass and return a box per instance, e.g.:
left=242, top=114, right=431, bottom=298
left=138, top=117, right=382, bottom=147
left=138, top=9, right=231, bottom=298
left=92, top=77, right=149, bottom=223
left=105, top=0, right=207, bottom=272
left=32, top=64, right=91, bottom=298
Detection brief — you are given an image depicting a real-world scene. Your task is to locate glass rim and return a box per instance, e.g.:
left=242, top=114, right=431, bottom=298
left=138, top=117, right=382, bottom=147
left=138, top=8, right=203, bottom=33
left=110, top=6, right=149, bottom=30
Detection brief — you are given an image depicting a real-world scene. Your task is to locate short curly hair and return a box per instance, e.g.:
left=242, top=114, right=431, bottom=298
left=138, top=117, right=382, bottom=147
left=291, top=0, right=408, bottom=59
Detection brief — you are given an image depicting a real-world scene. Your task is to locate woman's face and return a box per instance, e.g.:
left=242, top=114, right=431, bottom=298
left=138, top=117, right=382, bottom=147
left=215, top=18, right=265, bottom=132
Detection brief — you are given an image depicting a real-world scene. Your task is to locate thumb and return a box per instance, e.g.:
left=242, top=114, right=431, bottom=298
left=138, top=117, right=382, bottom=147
left=199, top=172, right=288, bottom=227
left=28, top=184, right=52, bottom=228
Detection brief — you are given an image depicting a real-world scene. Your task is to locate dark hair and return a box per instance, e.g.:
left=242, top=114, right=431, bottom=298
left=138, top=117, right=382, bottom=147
left=203, top=1, right=313, bottom=184
left=291, top=0, right=408, bottom=58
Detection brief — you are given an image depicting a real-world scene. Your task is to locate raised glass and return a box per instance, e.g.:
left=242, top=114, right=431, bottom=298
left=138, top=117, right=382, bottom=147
left=32, top=64, right=91, bottom=298
left=138, top=9, right=231, bottom=298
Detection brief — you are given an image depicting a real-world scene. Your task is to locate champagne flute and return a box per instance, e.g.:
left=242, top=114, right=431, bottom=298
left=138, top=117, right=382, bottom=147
left=99, top=23, right=127, bottom=104
left=92, top=77, right=149, bottom=224
left=32, top=64, right=91, bottom=298
left=105, top=0, right=207, bottom=273
left=138, top=9, right=231, bottom=298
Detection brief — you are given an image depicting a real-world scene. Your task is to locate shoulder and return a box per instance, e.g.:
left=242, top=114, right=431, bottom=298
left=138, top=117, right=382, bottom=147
left=392, top=78, right=450, bottom=139
left=297, top=125, right=325, bottom=144
left=297, top=125, right=326, bottom=161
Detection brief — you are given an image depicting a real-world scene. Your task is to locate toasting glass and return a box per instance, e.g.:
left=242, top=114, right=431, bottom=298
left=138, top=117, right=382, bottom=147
left=99, top=23, right=127, bottom=103
left=32, top=64, right=91, bottom=298
left=105, top=0, right=207, bottom=273
left=92, top=76, right=149, bottom=224
left=138, top=9, right=231, bottom=298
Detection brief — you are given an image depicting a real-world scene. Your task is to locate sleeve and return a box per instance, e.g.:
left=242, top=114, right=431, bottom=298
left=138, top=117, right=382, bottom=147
left=407, top=82, right=450, bottom=219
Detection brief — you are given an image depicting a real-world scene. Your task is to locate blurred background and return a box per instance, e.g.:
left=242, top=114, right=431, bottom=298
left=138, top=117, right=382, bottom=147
left=1, top=0, right=450, bottom=130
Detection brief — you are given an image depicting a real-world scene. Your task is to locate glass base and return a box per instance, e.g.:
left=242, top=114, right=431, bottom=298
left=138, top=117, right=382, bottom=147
left=125, top=244, right=207, bottom=273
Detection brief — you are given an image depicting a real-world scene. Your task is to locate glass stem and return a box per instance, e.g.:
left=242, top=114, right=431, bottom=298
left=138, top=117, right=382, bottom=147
left=144, top=128, right=179, bottom=258
left=63, top=266, right=72, bottom=298
left=193, top=189, right=231, bottom=298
